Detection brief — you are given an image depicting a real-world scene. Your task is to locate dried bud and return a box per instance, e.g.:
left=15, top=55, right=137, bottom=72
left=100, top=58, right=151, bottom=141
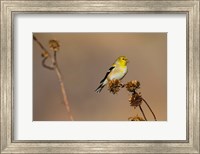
left=129, top=92, right=142, bottom=108
left=41, top=52, right=49, bottom=58
left=49, top=40, right=60, bottom=52
left=126, top=80, right=140, bottom=92
left=108, top=79, right=121, bottom=94
left=128, top=115, right=145, bottom=121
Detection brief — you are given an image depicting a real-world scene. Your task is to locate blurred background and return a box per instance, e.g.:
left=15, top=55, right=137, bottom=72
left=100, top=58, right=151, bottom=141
left=33, top=33, right=167, bottom=121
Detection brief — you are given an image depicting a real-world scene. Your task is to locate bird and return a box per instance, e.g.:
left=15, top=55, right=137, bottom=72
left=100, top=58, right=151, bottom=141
left=95, top=56, right=129, bottom=93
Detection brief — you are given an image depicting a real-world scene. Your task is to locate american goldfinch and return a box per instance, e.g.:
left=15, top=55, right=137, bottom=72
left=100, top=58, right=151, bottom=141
left=95, top=56, right=128, bottom=93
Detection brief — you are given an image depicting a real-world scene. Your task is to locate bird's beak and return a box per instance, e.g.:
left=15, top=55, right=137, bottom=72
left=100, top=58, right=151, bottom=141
left=126, top=58, right=129, bottom=63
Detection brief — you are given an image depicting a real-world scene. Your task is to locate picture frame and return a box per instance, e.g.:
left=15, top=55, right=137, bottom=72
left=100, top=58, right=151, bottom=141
left=0, top=0, right=199, bottom=153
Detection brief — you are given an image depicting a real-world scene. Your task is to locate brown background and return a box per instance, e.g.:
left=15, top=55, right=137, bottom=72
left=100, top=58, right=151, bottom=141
left=33, top=33, right=167, bottom=121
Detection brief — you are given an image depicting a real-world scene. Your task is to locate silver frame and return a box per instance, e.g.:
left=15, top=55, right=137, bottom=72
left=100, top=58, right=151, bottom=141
left=1, top=0, right=199, bottom=153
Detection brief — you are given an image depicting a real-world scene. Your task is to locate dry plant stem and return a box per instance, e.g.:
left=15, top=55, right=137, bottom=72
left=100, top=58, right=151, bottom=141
left=53, top=55, right=74, bottom=121
left=33, top=35, right=74, bottom=121
left=33, top=35, right=48, bottom=52
left=142, top=98, right=157, bottom=121
left=42, top=58, right=54, bottom=70
left=51, top=54, right=74, bottom=120
left=54, top=51, right=57, bottom=65
left=120, top=83, right=125, bottom=88
left=139, top=105, right=147, bottom=121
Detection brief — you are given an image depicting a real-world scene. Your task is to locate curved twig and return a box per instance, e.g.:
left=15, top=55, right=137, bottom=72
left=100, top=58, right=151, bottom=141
left=42, top=58, right=54, bottom=70
left=33, top=35, right=74, bottom=120
left=142, top=98, right=157, bottom=121
left=139, top=105, right=147, bottom=121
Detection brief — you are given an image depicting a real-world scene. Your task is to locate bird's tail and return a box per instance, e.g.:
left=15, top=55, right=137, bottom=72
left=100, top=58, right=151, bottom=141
left=95, top=83, right=105, bottom=93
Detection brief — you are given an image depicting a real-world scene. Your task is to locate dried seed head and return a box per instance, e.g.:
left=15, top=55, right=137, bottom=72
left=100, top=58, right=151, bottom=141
left=41, top=52, right=49, bottom=58
left=126, top=80, right=140, bottom=92
left=129, top=93, right=143, bottom=108
left=108, top=79, right=121, bottom=94
left=128, top=115, right=145, bottom=121
left=49, top=40, right=60, bottom=52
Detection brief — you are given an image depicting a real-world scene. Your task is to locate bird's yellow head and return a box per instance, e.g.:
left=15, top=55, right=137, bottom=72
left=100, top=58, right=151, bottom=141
left=116, top=56, right=129, bottom=66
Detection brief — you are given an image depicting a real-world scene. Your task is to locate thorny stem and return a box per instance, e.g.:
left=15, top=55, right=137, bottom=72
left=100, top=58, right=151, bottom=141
left=139, top=105, right=147, bottom=121
left=142, top=98, right=157, bottom=121
left=33, top=35, right=74, bottom=121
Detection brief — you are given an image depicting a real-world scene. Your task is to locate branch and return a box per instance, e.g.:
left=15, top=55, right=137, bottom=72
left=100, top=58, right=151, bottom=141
left=33, top=35, right=48, bottom=53
left=33, top=35, right=74, bottom=120
left=42, top=58, right=54, bottom=70
left=107, top=79, right=157, bottom=121
left=53, top=51, right=74, bottom=121
left=139, top=105, right=147, bottom=121
left=142, top=98, right=157, bottom=121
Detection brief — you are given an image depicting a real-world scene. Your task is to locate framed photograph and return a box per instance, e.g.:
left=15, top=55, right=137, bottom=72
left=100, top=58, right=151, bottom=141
left=32, top=32, right=166, bottom=122
left=1, top=0, right=199, bottom=153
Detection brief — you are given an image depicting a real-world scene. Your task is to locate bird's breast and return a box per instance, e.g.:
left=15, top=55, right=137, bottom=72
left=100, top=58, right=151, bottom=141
left=108, top=66, right=128, bottom=80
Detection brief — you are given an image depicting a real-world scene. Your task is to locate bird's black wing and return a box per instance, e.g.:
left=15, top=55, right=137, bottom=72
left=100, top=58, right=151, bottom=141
left=100, top=66, right=115, bottom=83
